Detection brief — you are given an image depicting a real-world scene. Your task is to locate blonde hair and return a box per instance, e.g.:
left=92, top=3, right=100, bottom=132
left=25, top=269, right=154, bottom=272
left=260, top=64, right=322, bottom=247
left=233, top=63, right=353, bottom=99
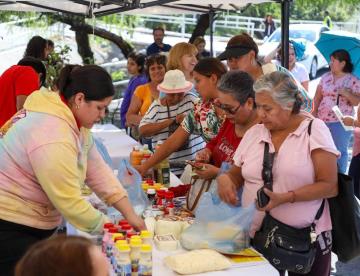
left=167, top=42, right=198, bottom=71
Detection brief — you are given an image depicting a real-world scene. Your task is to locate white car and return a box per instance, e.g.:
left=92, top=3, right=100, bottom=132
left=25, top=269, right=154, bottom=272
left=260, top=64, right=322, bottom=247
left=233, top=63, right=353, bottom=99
left=258, top=24, right=330, bottom=79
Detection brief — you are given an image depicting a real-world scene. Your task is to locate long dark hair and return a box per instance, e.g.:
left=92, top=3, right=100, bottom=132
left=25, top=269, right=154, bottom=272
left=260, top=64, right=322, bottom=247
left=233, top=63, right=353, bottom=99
left=15, top=236, right=94, bottom=276
left=128, top=52, right=146, bottom=74
left=57, top=64, right=114, bottom=101
left=24, top=36, right=48, bottom=60
left=331, top=49, right=353, bottom=73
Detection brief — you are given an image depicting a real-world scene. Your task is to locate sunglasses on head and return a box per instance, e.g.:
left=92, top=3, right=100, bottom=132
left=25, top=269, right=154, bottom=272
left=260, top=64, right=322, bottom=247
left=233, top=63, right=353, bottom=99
left=214, top=100, right=241, bottom=115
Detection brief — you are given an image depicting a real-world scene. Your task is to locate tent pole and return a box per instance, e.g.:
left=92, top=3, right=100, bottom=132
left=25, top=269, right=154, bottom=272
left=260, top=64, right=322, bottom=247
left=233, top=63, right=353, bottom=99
left=280, top=0, right=291, bottom=69
left=209, top=6, right=215, bottom=57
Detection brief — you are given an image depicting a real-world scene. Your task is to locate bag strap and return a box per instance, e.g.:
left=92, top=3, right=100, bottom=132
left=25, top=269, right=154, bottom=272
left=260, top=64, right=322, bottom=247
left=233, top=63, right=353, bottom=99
left=262, top=142, right=275, bottom=191
left=307, top=119, right=325, bottom=222
left=186, top=178, right=211, bottom=212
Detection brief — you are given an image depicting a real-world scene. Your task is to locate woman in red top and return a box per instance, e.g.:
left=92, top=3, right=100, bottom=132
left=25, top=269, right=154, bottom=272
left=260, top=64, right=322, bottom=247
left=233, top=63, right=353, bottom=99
left=194, top=70, right=261, bottom=179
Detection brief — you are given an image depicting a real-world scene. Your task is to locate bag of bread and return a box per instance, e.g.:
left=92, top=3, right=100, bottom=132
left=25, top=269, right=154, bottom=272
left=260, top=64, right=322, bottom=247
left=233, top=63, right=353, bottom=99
left=164, top=249, right=231, bottom=274
left=180, top=191, right=255, bottom=254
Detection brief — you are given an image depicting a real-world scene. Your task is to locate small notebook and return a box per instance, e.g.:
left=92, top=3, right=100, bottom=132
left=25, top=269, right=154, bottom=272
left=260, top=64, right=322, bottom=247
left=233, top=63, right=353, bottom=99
left=332, top=105, right=354, bottom=131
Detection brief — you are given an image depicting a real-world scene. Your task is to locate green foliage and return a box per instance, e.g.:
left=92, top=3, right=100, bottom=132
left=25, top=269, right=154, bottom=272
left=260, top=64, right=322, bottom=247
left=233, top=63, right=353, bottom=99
left=111, top=70, right=126, bottom=82
left=240, top=0, right=360, bottom=21
left=45, top=45, right=71, bottom=90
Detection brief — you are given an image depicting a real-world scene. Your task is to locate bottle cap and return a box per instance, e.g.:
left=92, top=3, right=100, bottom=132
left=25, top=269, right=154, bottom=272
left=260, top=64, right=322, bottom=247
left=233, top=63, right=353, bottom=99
left=112, top=233, right=123, bottom=241
left=140, top=230, right=152, bottom=238
left=147, top=188, right=156, bottom=195
left=115, top=240, right=128, bottom=245
left=143, top=153, right=152, bottom=159
left=141, top=244, right=152, bottom=252
left=126, top=232, right=137, bottom=239
left=116, top=243, right=131, bottom=251
left=104, top=222, right=114, bottom=229
left=118, top=219, right=128, bottom=226
left=130, top=239, right=142, bottom=246
left=165, top=191, right=174, bottom=199
left=108, top=227, right=118, bottom=233
left=121, top=224, right=132, bottom=231
left=114, top=236, right=126, bottom=242
left=130, top=235, right=141, bottom=240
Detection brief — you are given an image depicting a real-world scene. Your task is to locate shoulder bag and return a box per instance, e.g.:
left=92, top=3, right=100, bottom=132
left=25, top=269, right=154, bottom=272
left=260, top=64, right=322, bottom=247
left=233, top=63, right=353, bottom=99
left=308, top=120, right=360, bottom=262
left=253, top=140, right=324, bottom=274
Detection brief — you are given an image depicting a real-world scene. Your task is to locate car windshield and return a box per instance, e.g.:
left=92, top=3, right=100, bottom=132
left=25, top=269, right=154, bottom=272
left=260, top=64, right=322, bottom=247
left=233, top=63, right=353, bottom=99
left=268, top=29, right=316, bottom=43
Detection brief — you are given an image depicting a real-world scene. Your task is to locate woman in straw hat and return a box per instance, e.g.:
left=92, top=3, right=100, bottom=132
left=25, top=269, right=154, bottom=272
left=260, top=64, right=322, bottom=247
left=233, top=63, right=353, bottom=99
left=139, top=69, right=204, bottom=176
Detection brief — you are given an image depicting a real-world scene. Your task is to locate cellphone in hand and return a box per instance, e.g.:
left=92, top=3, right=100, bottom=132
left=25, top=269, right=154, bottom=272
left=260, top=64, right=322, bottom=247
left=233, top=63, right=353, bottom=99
left=257, top=187, right=270, bottom=208
left=185, top=160, right=203, bottom=170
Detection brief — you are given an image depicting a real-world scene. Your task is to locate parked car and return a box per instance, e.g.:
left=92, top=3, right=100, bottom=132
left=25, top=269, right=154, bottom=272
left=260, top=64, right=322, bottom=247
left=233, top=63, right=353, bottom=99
left=258, top=24, right=330, bottom=79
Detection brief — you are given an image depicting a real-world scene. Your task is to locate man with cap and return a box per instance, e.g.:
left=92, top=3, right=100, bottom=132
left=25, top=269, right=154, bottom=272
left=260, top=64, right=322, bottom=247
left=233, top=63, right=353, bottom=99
left=217, top=33, right=312, bottom=112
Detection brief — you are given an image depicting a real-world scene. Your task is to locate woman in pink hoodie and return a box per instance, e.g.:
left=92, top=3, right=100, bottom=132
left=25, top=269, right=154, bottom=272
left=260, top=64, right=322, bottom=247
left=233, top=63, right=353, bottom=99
left=0, top=65, right=145, bottom=275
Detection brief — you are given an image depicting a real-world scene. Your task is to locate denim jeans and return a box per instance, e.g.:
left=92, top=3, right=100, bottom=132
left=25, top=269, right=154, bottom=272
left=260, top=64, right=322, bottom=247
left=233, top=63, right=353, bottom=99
left=326, top=122, right=352, bottom=173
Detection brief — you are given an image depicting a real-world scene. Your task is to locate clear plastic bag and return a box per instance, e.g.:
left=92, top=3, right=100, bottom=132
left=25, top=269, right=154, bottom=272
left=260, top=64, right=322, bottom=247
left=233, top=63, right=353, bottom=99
left=180, top=179, right=255, bottom=254
left=94, top=137, right=113, bottom=168
left=117, top=159, right=149, bottom=215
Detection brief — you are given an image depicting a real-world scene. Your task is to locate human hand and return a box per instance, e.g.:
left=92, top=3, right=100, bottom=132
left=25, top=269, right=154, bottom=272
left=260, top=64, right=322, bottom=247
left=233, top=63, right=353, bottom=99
left=175, top=114, right=186, bottom=124
left=338, top=88, right=352, bottom=98
left=217, top=174, right=239, bottom=206
left=194, top=163, right=219, bottom=180
left=133, top=164, right=146, bottom=176
left=256, top=188, right=289, bottom=212
left=195, top=149, right=211, bottom=163
left=127, top=214, right=147, bottom=231
left=342, top=116, right=355, bottom=127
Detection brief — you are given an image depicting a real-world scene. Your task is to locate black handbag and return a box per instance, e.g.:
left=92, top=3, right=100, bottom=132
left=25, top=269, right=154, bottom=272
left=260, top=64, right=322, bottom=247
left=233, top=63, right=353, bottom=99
left=253, top=141, right=324, bottom=274
left=307, top=120, right=360, bottom=262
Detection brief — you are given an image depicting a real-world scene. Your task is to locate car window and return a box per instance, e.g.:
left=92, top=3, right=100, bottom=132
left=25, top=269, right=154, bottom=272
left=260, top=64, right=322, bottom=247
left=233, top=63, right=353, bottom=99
left=268, top=29, right=316, bottom=43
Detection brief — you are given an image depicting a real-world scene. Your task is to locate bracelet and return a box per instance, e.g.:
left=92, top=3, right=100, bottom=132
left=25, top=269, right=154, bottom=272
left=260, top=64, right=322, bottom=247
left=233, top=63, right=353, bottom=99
left=289, top=190, right=296, bottom=203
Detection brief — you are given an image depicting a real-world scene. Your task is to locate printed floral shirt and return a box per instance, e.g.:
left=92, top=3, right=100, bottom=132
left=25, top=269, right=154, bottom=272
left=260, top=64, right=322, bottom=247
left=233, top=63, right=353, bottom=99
left=181, top=99, right=224, bottom=143
left=318, top=72, right=360, bottom=122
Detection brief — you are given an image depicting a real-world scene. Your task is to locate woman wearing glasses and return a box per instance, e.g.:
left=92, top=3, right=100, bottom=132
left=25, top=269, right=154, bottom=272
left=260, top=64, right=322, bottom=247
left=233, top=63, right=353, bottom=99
left=136, top=58, right=226, bottom=177
left=193, top=70, right=260, bottom=180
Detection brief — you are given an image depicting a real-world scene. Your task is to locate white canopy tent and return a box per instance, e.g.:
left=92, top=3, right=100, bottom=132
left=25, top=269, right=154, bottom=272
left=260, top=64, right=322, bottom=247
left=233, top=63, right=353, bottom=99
left=0, top=0, right=293, bottom=67
left=0, top=1, right=271, bottom=16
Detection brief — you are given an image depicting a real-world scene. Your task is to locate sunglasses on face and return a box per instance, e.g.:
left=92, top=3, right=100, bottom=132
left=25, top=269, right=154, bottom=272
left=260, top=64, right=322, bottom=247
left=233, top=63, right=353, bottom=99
left=214, top=101, right=241, bottom=115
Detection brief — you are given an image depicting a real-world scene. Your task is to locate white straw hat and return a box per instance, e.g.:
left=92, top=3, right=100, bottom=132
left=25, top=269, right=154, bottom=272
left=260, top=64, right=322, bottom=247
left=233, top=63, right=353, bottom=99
left=157, top=69, right=193, bottom=94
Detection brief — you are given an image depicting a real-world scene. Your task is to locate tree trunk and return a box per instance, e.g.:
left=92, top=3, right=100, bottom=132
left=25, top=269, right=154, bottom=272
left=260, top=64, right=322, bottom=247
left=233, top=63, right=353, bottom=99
left=49, top=14, right=134, bottom=63
left=75, top=28, right=94, bottom=64
left=188, top=13, right=210, bottom=43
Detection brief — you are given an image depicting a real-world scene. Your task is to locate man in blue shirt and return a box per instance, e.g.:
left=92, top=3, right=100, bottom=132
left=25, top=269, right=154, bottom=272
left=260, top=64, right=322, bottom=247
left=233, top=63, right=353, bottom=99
left=146, top=27, right=172, bottom=56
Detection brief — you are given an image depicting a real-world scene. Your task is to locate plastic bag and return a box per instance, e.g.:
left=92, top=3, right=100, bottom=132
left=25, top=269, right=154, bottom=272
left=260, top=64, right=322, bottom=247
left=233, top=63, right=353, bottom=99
left=94, top=137, right=113, bottom=168
left=180, top=180, right=255, bottom=254
left=117, top=159, right=149, bottom=215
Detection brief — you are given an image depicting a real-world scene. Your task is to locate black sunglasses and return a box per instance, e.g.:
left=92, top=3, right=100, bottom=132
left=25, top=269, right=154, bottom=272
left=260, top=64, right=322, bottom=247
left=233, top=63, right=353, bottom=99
left=214, top=102, right=241, bottom=115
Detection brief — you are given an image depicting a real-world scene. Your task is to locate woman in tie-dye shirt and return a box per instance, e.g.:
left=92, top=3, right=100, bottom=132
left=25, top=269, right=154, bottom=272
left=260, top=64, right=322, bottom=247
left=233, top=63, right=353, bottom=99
left=0, top=65, right=145, bottom=274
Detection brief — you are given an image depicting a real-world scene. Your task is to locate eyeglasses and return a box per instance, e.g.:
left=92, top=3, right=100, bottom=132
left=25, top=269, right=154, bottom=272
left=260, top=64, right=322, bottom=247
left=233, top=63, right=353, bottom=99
left=214, top=101, right=241, bottom=115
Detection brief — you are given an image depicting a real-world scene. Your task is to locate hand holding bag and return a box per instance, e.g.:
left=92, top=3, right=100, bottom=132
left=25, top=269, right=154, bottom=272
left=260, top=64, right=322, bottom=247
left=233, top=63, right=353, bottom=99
left=253, top=141, right=324, bottom=274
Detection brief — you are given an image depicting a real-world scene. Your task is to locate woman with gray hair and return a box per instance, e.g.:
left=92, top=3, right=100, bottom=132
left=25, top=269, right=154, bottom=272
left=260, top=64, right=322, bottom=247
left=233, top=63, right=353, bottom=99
left=193, top=70, right=261, bottom=180
left=217, top=71, right=339, bottom=275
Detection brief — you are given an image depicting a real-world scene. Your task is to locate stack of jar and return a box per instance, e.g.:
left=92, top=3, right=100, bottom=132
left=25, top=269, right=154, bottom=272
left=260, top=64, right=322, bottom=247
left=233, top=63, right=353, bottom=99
left=102, top=221, right=153, bottom=276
